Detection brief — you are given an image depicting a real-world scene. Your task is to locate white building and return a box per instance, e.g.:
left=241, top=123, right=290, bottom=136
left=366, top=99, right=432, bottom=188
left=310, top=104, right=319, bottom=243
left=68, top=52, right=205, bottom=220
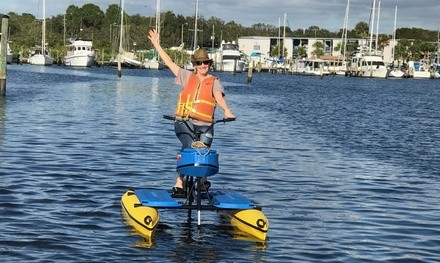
left=237, top=36, right=395, bottom=65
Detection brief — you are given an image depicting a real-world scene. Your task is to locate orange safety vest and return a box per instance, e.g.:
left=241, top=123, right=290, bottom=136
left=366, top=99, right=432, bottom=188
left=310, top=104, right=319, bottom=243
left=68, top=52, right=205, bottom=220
left=175, top=73, right=217, bottom=123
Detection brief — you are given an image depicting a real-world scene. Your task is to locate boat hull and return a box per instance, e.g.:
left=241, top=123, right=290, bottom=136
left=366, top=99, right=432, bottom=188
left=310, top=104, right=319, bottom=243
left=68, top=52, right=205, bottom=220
left=142, top=59, right=163, bottom=69
left=121, top=190, right=159, bottom=239
left=413, top=71, right=436, bottom=79
left=7, top=54, right=12, bottom=64
left=359, top=66, right=389, bottom=78
left=388, top=69, right=405, bottom=78
left=225, top=209, right=269, bottom=241
left=216, top=59, right=245, bottom=72
left=121, top=189, right=269, bottom=241
left=29, top=54, right=53, bottom=66
left=64, top=55, right=95, bottom=67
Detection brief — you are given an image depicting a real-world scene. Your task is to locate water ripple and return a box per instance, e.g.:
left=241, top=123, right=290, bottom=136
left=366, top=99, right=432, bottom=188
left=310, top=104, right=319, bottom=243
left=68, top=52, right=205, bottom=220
left=1, top=66, right=439, bottom=262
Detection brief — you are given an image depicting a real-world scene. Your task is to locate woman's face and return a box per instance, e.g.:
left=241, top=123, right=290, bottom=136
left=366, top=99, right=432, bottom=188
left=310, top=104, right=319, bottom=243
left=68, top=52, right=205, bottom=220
left=195, top=60, right=211, bottom=75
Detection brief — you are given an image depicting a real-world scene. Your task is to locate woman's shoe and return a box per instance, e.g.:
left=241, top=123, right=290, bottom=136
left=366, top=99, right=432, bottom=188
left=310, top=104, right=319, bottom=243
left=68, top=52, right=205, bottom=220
left=172, top=187, right=185, bottom=198
left=199, top=180, right=211, bottom=192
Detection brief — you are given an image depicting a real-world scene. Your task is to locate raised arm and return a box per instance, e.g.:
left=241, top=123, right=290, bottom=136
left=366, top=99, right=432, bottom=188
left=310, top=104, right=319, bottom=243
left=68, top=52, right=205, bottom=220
left=148, top=29, right=181, bottom=76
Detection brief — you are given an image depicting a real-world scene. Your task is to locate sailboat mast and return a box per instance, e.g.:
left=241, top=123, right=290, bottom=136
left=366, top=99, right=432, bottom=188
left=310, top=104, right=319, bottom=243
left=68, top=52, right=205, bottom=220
left=155, top=0, right=161, bottom=60
left=282, top=13, right=286, bottom=58
left=369, top=0, right=376, bottom=54
left=375, top=0, right=381, bottom=53
left=117, top=0, right=125, bottom=78
left=437, top=26, right=440, bottom=54
left=42, top=0, right=46, bottom=55
left=281, top=13, right=287, bottom=61
left=119, top=0, right=124, bottom=54
left=63, top=14, right=66, bottom=47
left=155, top=0, right=160, bottom=35
left=342, top=0, right=350, bottom=58
left=392, top=5, right=397, bottom=61
left=193, top=0, right=199, bottom=51
left=277, top=17, right=280, bottom=58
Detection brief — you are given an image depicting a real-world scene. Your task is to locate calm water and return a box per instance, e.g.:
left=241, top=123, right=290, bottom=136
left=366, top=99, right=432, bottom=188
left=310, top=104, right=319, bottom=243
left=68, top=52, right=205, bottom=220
left=1, top=64, right=439, bottom=262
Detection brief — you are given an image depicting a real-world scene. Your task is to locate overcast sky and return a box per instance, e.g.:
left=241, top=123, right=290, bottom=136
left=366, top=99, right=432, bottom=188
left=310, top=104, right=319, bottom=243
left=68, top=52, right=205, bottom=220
left=2, top=0, right=440, bottom=34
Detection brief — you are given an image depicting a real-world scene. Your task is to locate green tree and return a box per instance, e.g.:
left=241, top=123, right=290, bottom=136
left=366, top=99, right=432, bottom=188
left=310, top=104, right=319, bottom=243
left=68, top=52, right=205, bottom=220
left=81, top=4, right=104, bottom=28
left=396, top=27, right=438, bottom=41
left=409, top=39, right=436, bottom=60
left=353, top=21, right=369, bottom=39
left=297, top=46, right=307, bottom=58
left=311, top=41, right=324, bottom=58
left=6, top=12, right=38, bottom=51
left=306, top=25, right=320, bottom=37
left=65, top=5, right=81, bottom=39
left=394, top=38, right=410, bottom=61
left=377, top=34, right=390, bottom=51
left=270, top=44, right=287, bottom=58
left=203, top=16, right=226, bottom=48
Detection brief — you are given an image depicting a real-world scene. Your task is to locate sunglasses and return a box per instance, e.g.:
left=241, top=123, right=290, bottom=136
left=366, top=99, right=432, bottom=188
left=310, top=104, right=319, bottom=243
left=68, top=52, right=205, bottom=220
left=195, top=60, right=211, bottom=66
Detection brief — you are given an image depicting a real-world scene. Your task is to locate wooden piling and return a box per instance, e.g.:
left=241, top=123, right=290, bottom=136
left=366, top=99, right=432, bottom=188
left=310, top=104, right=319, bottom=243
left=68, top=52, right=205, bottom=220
left=117, top=53, right=122, bottom=78
left=0, top=15, right=10, bottom=96
left=247, top=65, right=253, bottom=83
left=101, top=49, right=104, bottom=67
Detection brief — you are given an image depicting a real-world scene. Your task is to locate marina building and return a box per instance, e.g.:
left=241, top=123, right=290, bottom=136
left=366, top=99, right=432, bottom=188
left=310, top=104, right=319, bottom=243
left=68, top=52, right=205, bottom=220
left=237, top=36, right=396, bottom=65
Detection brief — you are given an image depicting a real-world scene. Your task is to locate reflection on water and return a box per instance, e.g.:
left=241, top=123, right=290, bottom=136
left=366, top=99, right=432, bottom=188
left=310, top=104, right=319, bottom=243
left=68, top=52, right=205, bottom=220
left=0, top=97, right=6, bottom=141
left=0, top=65, right=439, bottom=262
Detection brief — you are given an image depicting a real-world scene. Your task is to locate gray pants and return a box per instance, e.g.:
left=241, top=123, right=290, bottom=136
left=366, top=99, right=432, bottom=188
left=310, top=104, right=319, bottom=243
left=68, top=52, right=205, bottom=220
left=174, top=121, right=214, bottom=149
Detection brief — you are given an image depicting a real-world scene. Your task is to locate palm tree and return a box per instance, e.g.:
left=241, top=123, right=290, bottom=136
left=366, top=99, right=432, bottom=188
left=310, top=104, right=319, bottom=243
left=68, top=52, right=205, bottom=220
left=311, top=41, right=324, bottom=58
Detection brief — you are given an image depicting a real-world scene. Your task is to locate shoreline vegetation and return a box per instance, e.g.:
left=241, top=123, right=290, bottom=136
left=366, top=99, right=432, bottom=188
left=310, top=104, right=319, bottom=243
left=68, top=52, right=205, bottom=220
left=1, top=3, right=439, bottom=63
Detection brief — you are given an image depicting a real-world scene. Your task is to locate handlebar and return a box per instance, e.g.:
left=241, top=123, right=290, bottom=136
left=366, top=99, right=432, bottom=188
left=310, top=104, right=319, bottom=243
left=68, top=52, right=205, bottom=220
left=163, top=115, right=236, bottom=124
left=163, top=115, right=176, bottom=121
left=163, top=115, right=235, bottom=135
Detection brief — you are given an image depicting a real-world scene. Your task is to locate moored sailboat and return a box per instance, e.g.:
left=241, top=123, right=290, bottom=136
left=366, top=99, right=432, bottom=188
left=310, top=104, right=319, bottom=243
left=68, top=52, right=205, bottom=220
left=388, top=5, right=405, bottom=78
left=28, top=0, right=53, bottom=66
left=142, top=0, right=164, bottom=69
left=347, top=0, right=389, bottom=78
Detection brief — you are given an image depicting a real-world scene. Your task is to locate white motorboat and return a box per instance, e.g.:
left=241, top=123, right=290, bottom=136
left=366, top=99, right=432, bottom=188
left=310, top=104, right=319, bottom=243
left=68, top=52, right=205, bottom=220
left=64, top=39, right=95, bottom=67
left=349, top=52, right=389, bottom=78
left=301, top=59, right=331, bottom=76
left=212, top=41, right=245, bottom=72
left=321, top=56, right=348, bottom=75
left=247, top=51, right=271, bottom=72
left=408, top=60, right=439, bottom=79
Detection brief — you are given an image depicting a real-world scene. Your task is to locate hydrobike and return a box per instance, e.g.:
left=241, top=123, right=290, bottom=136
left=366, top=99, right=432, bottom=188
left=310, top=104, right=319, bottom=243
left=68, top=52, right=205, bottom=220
left=121, top=115, right=269, bottom=242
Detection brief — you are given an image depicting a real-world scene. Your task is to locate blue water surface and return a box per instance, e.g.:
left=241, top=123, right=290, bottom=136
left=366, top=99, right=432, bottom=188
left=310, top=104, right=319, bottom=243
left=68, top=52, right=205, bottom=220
left=0, top=64, right=439, bottom=262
